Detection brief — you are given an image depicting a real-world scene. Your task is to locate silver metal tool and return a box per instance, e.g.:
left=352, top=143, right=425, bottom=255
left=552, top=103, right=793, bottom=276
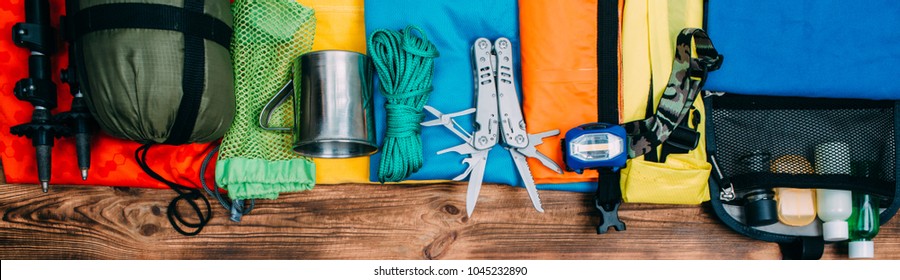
left=421, top=37, right=562, bottom=217
left=472, top=38, right=499, bottom=151
left=492, top=38, right=529, bottom=150
left=421, top=106, right=476, bottom=144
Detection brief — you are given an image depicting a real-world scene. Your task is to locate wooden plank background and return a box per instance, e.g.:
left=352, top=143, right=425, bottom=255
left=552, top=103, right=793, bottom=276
left=1, top=167, right=898, bottom=259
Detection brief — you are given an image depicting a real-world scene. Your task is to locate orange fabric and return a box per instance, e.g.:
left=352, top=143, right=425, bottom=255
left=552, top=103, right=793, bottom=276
left=0, top=0, right=215, bottom=188
left=519, top=0, right=623, bottom=184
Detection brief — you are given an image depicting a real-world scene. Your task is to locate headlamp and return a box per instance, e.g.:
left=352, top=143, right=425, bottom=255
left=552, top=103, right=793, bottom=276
left=562, top=122, right=628, bottom=173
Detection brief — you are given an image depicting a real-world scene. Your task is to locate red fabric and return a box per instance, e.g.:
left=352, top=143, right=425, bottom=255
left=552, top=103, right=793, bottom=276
left=0, top=0, right=215, bottom=188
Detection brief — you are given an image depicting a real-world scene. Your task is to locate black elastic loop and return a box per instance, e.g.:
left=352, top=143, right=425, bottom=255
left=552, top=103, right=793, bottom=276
left=71, top=2, right=232, bottom=48
left=729, top=173, right=893, bottom=199
left=135, top=143, right=211, bottom=236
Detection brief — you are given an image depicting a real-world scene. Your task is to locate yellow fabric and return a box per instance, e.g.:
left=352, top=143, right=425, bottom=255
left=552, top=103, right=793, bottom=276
left=620, top=101, right=711, bottom=204
left=619, top=0, right=711, bottom=204
left=298, top=0, right=370, bottom=184
left=299, top=0, right=448, bottom=185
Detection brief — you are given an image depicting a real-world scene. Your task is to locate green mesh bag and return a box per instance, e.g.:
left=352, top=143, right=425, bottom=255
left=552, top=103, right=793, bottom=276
left=216, top=0, right=317, bottom=200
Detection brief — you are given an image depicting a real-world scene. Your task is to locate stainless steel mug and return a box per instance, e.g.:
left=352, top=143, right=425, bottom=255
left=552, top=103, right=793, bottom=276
left=259, top=50, right=377, bottom=158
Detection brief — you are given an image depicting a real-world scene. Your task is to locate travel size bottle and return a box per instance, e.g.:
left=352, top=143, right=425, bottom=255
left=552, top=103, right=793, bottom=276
left=815, top=142, right=852, bottom=241
left=848, top=161, right=881, bottom=259
left=848, top=192, right=880, bottom=259
left=771, top=155, right=816, bottom=226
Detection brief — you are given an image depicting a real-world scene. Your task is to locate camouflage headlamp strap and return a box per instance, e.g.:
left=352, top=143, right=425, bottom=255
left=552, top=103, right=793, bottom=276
left=624, top=28, right=722, bottom=158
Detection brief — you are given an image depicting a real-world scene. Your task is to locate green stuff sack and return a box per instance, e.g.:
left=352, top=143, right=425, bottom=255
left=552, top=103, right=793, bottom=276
left=215, top=0, right=317, bottom=201
left=73, top=0, right=235, bottom=144
left=70, top=0, right=236, bottom=235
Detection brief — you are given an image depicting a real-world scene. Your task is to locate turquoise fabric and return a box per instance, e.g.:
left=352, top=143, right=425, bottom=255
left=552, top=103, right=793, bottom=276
left=364, top=0, right=595, bottom=192
left=705, top=0, right=900, bottom=100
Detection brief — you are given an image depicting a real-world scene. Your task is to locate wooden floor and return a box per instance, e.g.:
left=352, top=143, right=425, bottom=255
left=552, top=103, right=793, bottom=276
left=1, top=177, right=898, bottom=259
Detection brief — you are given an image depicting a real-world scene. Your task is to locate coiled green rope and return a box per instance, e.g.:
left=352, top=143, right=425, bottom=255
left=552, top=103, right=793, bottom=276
left=367, top=25, right=439, bottom=182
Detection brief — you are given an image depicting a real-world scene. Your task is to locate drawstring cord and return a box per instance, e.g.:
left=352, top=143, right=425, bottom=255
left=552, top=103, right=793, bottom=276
left=199, top=145, right=255, bottom=222
left=135, top=143, right=211, bottom=236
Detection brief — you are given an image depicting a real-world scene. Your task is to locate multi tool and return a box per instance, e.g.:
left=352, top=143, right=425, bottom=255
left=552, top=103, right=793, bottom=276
left=422, top=38, right=562, bottom=217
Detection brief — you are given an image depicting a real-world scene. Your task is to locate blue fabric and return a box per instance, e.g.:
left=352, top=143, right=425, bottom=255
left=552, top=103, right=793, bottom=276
left=704, top=0, right=900, bottom=100
left=366, top=0, right=594, bottom=192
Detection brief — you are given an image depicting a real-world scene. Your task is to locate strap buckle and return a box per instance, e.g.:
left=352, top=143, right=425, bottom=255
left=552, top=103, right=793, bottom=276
left=594, top=168, right=626, bottom=234
left=656, top=124, right=700, bottom=162
left=664, top=123, right=700, bottom=152
left=594, top=197, right=626, bottom=234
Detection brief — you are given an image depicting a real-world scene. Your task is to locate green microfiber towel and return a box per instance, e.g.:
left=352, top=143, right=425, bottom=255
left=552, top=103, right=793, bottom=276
left=216, top=0, right=317, bottom=200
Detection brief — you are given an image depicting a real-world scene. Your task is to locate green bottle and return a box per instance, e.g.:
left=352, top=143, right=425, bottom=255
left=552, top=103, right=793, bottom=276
left=848, top=161, right=880, bottom=259
left=848, top=193, right=879, bottom=259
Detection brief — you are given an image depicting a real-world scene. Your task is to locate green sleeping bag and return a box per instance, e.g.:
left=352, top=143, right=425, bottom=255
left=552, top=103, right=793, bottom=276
left=72, top=0, right=235, bottom=144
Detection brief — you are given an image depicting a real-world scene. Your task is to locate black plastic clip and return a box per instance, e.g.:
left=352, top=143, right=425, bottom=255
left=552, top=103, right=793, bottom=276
left=12, top=22, right=56, bottom=54
left=665, top=124, right=700, bottom=152
left=594, top=197, right=626, bottom=234
left=595, top=168, right=626, bottom=234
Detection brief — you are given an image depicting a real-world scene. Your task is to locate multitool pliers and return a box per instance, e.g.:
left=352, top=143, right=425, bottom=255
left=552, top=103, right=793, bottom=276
left=422, top=38, right=562, bottom=217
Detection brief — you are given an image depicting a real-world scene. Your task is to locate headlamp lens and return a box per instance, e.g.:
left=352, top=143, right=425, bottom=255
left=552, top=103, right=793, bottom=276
left=569, top=132, right=624, bottom=162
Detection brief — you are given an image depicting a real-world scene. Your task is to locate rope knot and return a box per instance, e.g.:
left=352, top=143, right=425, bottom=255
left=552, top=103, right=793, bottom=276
left=367, top=25, right=437, bottom=182
left=385, top=104, right=423, bottom=138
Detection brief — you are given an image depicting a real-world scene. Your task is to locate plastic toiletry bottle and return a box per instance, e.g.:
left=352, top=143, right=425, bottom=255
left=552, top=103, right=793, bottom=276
left=770, top=155, right=816, bottom=226
left=739, top=150, right=777, bottom=226
left=814, top=142, right=852, bottom=242
left=848, top=161, right=880, bottom=259
left=848, top=192, right=880, bottom=259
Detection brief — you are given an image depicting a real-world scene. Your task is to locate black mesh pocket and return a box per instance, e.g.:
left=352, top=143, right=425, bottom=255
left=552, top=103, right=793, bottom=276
left=708, top=94, right=897, bottom=203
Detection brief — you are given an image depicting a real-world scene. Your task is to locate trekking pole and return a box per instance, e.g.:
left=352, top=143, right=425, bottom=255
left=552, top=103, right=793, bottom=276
left=11, top=0, right=68, bottom=192
left=57, top=0, right=94, bottom=181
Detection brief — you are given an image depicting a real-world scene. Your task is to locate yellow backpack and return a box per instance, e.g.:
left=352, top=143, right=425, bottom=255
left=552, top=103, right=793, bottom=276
left=619, top=0, right=710, bottom=204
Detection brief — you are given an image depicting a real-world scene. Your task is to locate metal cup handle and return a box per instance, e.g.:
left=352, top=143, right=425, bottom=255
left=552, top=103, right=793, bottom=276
left=258, top=80, right=294, bottom=132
